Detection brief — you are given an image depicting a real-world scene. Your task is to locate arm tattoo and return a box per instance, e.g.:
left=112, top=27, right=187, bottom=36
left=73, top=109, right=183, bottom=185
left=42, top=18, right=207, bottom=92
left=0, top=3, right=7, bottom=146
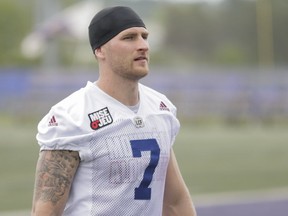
left=34, top=150, right=80, bottom=205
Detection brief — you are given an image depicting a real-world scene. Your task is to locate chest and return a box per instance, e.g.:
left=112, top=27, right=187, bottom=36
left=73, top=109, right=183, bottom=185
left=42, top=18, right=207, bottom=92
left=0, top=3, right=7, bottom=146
left=88, top=116, right=173, bottom=184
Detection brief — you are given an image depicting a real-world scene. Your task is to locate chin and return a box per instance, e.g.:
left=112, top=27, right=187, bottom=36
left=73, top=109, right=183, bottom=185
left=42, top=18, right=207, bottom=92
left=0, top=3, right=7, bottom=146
left=130, top=68, right=149, bottom=81
left=137, top=68, right=149, bottom=78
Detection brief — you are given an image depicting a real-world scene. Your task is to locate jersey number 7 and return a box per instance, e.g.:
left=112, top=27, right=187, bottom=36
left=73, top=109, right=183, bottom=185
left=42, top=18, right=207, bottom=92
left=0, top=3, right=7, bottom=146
left=130, top=139, right=160, bottom=200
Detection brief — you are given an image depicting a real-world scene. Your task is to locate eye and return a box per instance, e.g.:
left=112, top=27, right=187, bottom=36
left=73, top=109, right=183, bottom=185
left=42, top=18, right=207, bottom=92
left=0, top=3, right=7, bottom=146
left=123, top=35, right=134, bottom=40
left=142, top=34, right=149, bottom=40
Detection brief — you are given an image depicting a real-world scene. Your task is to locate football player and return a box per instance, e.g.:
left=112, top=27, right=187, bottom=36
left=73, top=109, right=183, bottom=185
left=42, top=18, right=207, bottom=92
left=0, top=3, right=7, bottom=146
left=31, top=6, right=196, bottom=216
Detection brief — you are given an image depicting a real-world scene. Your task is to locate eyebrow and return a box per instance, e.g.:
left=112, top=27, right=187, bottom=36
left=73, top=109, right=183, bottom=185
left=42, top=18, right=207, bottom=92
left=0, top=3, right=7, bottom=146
left=122, top=31, right=149, bottom=38
left=121, top=28, right=149, bottom=36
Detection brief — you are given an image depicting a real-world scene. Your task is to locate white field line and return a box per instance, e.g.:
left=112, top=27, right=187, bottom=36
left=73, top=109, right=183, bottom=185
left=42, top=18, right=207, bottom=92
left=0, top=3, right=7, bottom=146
left=2, top=187, right=288, bottom=215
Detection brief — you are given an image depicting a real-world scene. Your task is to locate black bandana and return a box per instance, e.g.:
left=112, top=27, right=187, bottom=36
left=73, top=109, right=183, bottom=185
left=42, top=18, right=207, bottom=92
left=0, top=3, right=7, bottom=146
left=88, top=6, right=146, bottom=51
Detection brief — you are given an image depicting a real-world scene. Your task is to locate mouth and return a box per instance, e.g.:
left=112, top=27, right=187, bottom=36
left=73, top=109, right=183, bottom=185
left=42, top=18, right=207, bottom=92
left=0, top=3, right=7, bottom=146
left=134, top=56, right=148, bottom=62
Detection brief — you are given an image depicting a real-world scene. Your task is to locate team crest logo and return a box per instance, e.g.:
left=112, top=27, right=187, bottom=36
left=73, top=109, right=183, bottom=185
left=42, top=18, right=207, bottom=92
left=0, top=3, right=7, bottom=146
left=88, top=107, right=113, bottom=130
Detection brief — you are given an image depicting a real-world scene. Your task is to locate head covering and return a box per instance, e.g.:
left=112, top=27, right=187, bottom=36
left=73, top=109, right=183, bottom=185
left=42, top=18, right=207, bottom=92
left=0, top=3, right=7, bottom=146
left=88, top=6, right=146, bottom=51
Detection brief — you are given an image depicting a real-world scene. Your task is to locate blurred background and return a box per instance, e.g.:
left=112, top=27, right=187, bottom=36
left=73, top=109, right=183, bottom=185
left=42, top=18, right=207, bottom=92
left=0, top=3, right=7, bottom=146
left=1, top=0, right=288, bottom=215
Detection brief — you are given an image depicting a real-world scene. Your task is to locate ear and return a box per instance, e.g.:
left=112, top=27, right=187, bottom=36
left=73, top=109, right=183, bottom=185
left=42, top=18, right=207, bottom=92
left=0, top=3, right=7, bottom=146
left=94, top=47, right=105, bottom=60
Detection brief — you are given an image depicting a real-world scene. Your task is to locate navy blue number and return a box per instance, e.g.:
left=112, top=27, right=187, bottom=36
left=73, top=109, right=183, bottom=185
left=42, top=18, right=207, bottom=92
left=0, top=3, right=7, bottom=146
left=130, top=139, right=160, bottom=200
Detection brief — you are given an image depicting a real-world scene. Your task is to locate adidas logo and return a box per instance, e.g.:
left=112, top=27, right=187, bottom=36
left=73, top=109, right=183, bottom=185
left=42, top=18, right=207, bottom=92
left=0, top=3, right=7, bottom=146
left=48, top=115, right=58, bottom=126
left=159, top=101, right=170, bottom=111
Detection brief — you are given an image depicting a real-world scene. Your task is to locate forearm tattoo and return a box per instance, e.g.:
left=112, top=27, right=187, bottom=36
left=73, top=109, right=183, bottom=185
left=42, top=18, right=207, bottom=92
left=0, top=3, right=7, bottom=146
left=34, top=150, right=80, bottom=205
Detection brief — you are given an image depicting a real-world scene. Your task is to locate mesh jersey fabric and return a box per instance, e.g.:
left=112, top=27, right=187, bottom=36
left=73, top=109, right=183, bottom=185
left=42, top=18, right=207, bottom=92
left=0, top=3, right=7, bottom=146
left=36, top=81, right=180, bottom=216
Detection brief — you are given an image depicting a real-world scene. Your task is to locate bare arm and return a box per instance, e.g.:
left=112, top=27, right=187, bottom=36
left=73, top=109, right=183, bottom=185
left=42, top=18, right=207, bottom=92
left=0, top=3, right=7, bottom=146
left=162, top=150, right=197, bottom=216
left=31, top=150, right=80, bottom=216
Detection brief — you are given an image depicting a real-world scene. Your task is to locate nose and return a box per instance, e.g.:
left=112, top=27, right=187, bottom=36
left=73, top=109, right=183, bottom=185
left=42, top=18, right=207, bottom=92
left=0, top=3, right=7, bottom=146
left=138, top=36, right=149, bottom=52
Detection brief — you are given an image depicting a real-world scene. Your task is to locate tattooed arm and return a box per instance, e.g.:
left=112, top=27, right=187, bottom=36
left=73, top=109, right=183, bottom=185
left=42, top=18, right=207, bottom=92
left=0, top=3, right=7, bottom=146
left=31, top=150, right=80, bottom=216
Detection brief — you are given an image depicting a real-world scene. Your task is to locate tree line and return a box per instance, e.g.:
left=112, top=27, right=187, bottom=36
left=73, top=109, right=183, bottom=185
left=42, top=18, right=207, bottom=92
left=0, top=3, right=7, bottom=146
left=0, top=0, right=287, bottom=67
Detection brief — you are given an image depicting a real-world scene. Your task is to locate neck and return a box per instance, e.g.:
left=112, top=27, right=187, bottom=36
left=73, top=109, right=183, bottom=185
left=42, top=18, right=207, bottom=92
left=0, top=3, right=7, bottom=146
left=96, top=76, right=140, bottom=106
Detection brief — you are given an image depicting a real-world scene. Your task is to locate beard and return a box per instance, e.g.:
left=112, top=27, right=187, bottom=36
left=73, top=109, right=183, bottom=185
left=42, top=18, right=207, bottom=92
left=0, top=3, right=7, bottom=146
left=111, top=58, right=149, bottom=81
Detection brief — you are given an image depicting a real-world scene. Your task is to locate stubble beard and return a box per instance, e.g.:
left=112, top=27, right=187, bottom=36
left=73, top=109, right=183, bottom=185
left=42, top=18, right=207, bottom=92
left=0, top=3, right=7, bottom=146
left=113, top=61, right=149, bottom=81
left=122, top=68, right=149, bottom=81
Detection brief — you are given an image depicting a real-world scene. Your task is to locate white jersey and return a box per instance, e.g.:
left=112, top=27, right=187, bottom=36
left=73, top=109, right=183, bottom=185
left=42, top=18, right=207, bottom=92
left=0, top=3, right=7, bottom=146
left=37, top=81, right=180, bottom=216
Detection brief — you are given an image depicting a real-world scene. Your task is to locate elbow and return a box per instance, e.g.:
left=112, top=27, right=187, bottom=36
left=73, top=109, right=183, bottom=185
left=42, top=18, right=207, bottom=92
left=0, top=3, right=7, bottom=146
left=163, top=193, right=197, bottom=216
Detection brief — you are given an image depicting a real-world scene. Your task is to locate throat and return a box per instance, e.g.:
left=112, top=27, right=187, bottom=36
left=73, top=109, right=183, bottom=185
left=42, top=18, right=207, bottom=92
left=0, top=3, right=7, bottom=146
left=127, top=102, right=140, bottom=113
left=95, top=79, right=140, bottom=106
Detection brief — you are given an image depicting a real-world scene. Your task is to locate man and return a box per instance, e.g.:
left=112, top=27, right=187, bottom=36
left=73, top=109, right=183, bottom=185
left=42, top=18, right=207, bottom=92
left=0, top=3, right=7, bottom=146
left=31, top=6, right=196, bottom=216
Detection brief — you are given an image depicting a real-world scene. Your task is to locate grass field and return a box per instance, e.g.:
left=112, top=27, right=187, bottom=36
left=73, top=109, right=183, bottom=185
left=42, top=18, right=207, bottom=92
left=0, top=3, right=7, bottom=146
left=175, top=124, right=288, bottom=195
left=1, top=118, right=288, bottom=212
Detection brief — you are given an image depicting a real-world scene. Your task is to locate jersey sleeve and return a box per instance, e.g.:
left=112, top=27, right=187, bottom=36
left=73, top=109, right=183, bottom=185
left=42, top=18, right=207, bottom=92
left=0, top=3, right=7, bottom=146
left=140, top=83, right=181, bottom=145
left=167, top=98, right=181, bottom=145
left=36, top=104, right=92, bottom=161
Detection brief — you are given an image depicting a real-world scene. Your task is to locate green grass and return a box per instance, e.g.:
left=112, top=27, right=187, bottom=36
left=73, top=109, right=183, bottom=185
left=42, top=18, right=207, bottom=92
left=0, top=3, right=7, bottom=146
left=0, top=121, right=39, bottom=211
left=1, top=120, right=288, bottom=211
left=174, top=125, right=288, bottom=195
